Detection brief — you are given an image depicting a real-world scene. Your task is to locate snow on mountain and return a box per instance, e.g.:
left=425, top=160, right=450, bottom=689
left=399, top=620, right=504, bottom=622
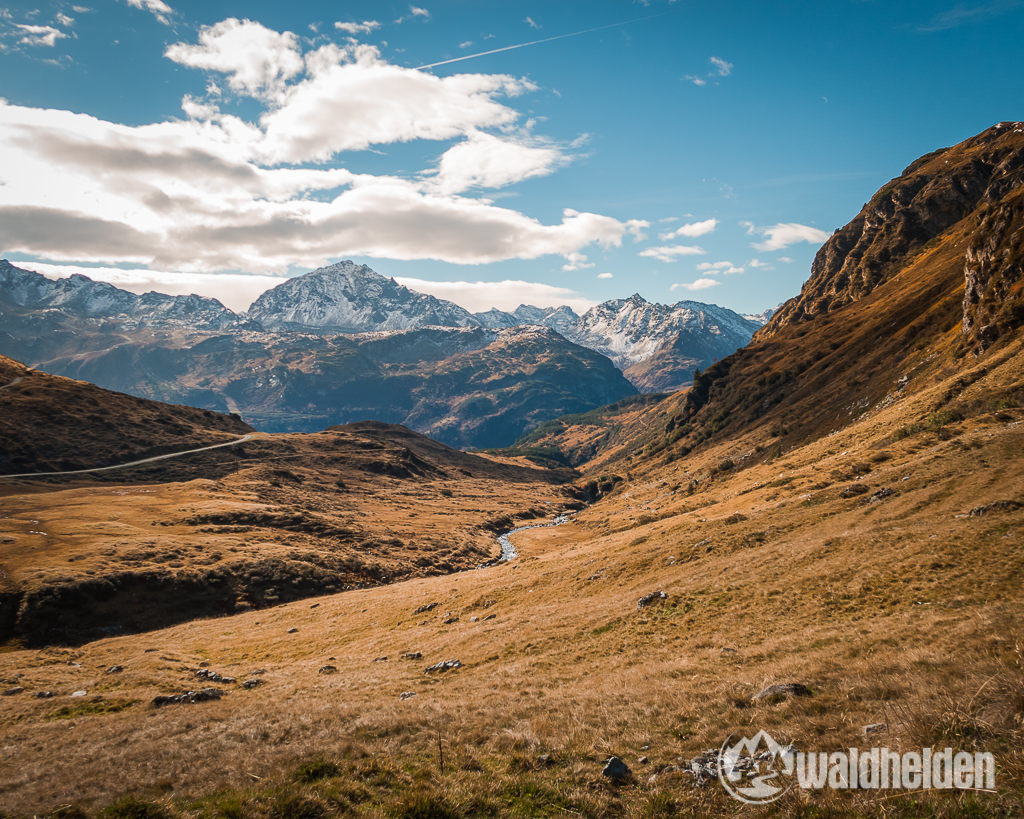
left=743, top=304, right=783, bottom=325
left=246, top=260, right=479, bottom=332
left=0, top=260, right=236, bottom=328
left=566, top=294, right=759, bottom=369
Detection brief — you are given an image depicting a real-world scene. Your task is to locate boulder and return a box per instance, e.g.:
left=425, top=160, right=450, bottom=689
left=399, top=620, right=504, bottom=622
left=602, top=756, right=632, bottom=781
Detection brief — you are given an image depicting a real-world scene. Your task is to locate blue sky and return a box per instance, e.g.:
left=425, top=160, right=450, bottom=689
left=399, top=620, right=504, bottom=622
left=0, top=0, right=1021, bottom=314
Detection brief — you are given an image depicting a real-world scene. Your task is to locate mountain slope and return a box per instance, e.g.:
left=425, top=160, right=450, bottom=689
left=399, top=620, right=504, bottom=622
left=0, top=355, right=251, bottom=474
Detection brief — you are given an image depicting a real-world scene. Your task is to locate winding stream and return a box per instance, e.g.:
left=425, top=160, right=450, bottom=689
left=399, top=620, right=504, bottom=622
left=490, top=512, right=574, bottom=565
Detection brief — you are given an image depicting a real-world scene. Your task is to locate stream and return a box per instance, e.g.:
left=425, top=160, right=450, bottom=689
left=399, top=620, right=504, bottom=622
left=490, top=512, right=574, bottom=565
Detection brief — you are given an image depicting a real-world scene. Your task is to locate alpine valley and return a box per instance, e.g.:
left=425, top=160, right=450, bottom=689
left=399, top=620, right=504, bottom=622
left=1, top=124, right=1023, bottom=818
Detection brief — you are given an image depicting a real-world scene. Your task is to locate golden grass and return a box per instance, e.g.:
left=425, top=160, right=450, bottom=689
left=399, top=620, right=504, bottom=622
left=0, top=345, right=1022, bottom=816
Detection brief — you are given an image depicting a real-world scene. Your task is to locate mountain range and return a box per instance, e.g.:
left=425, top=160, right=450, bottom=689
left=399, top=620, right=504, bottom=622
left=0, top=258, right=761, bottom=446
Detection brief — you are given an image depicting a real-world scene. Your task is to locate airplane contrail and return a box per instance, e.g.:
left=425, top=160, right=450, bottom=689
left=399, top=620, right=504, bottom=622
left=415, top=12, right=669, bottom=71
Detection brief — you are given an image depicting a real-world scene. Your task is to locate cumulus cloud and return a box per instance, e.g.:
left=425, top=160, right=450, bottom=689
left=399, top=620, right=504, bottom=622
left=0, top=21, right=647, bottom=278
left=697, top=260, right=744, bottom=275
left=123, top=0, right=172, bottom=25
left=752, top=222, right=830, bottom=252
left=670, top=277, right=720, bottom=291
left=14, top=24, right=67, bottom=47
left=639, top=244, right=706, bottom=263
left=395, top=277, right=595, bottom=313
left=428, top=130, right=567, bottom=194
left=258, top=44, right=534, bottom=162
left=561, top=252, right=594, bottom=271
left=166, top=18, right=304, bottom=100
left=660, top=217, right=717, bottom=240
left=597, top=272, right=613, bottom=279
left=334, top=20, right=381, bottom=35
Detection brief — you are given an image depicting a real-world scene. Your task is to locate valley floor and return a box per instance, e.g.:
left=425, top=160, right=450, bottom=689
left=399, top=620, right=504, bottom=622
left=1, top=362, right=1023, bottom=816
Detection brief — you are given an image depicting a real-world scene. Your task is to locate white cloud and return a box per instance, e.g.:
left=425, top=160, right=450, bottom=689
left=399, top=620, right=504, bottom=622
left=0, top=22, right=649, bottom=277
left=21, top=262, right=286, bottom=311
left=697, top=260, right=744, bottom=275
left=410, top=6, right=430, bottom=18
left=334, top=20, right=381, bottom=35
left=459, top=40, right=473, bottom=49
left=597, top=272, right=613, bottom=279
left=257, top=44, right=533, bottom=162
left=779, top=256, right=795, bottom=263
left=15, top=24, right=67, bottom=47
left=396, top=277, right=595, bottom=313
left=660, top=217, right=717, bottom=239
left=166, top=19, right=304, bottom=101
left=123, top=0, right=172, bottom=25
left=752, top=222, right=830, bottom=252
left=428, top=130, right=567, bottom=194
left=525, top=16, right=540, bottom=28
left=561, top=252, right=593, bottom=271
left=670, top=277, right=720, bottom=291
left=684, top=75, right=707, bottom=86
left=710, top=56, right=732, bottom=76
left=55, top=13, right=75, bottom=27
left=639, top=244, right=706, bottom=263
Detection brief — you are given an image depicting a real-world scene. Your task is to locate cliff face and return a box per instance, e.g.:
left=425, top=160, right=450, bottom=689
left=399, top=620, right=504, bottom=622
left=962, top=186, right=1024, bottom=350
left=762, top=122, right=1024, bottom=343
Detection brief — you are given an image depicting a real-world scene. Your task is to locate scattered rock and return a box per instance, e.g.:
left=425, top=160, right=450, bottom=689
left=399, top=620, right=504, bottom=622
left=602, top=756, right=632, bottom=781
left=241, top=679, right=265, bottom=689
left=36, top=691, right=55, bottom=699
left=287, top=627, right=299, bottom=634
left=969, top=500, right=1023, bottom=517
left=840, top=483, right=871, bottom=498
left=399, top=691, right=417, bottom=700
left=640, top=745, right=650, bottom=751
left=442, top=617, right=459, bottom=625
left=870, top=488, right=896, bottom=502
left=637, top=591, right=668, bottom=609
left=2, top=686, right=24, bottom=696
left=537, top=753, right=553, bottom=767
left=373, top=656, right=388, bottom=662
left=105, top=665, right=124, bottom=675
left=752, top=682, right=812, bottom=703
left=482, top=614, right=496, bottom=621
left=195, top=669, right=235, bottom=683
left=720, top=647, right=738, bottom=655
left=638, top=756, right=649, bottom=765
left=70, top=690, right=87, bottom=698
left=424, top=660, right=462, bottom=674
left=469, top=616, right=478, bottom=623
left=318, top=665, right=338, bottom=675
left=863, top=722, right=888, bottom=737
left=152, top=688, right=222, bottom=707
left=310, top=603, right=319, bottom=608
left=413, top=602, right=439, bottom=615
left=401, top=652, right=422, bottom=661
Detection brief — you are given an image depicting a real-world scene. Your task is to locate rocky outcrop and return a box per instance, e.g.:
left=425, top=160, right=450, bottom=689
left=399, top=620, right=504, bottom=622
left=762, top=122, right=1024, bottom=339
left=962, top=187, right=1024, bottom=350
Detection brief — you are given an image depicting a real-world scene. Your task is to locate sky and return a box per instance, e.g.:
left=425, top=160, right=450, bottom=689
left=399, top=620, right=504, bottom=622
left=0, top=1, right=1021, bottom=315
